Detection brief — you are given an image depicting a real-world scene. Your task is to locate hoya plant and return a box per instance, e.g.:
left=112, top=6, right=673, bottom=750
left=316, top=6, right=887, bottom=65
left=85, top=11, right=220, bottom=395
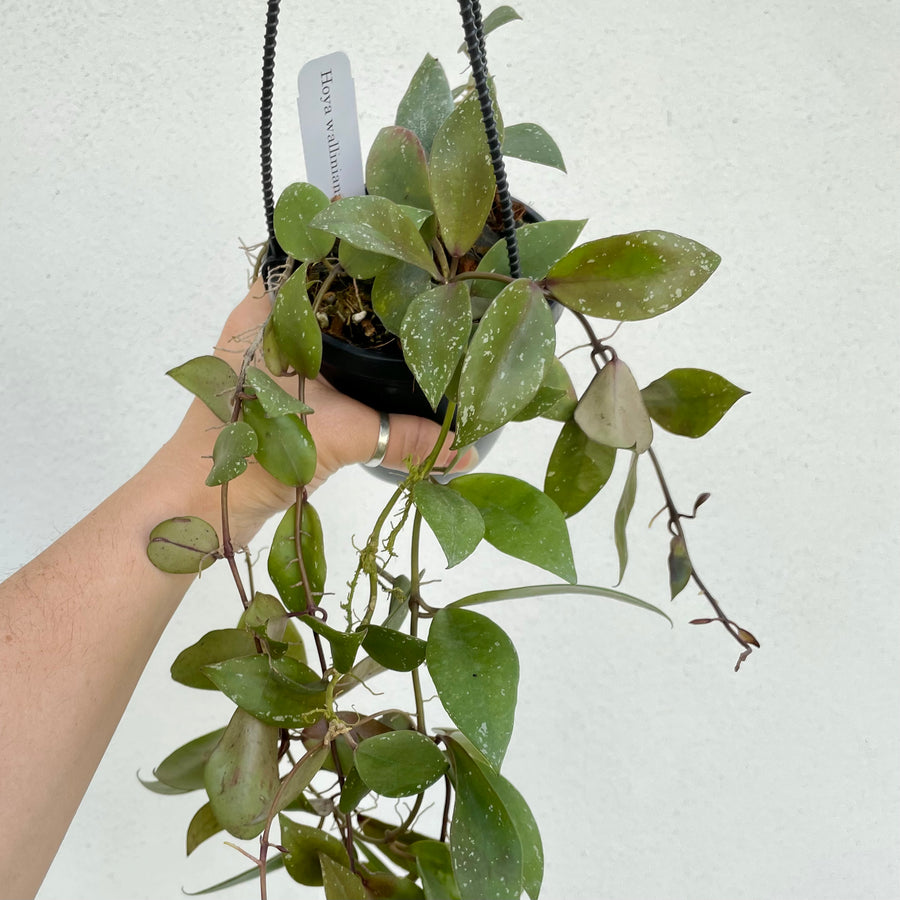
left=143, top=4, right=756, bottom=898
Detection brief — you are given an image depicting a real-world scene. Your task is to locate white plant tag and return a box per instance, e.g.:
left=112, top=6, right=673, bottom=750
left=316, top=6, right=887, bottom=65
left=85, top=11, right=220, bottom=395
left=297, top=52, right=365, bottom=200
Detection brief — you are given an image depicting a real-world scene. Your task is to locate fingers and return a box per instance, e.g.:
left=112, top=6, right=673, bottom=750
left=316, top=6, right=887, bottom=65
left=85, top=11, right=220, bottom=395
left=381, top=414, right=477, bottom=474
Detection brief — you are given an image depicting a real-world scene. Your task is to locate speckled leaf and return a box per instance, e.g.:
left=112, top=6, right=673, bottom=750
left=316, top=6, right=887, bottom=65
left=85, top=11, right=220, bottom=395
left=474, top=220, right=586, bottom=302
left=203, top=654, right=326, bottom=728
left=203, top=708, right=280, bottom=840
left=396, top=54, right=454, bottom=155
left=337, top=239, right=395, bottom=280
left=575, top=358, right=653, bottom=452
left=268, top=502, right=327, bottom=613
left=448, top=736, right=542, bottom=900
left=367, top=126, right=432, bottom=209
left=311, top=196, right=439, bottom=278
left=275, top=745, right=329, bottom=815
left=450, top=473, right=576, bottom=583
left=455, top=279, right=555, bottom=447
left=355, top=731, right=448, bottom=798
left=321, top=855, right=367, bottom=900
left=153, top=728, right=227, bottom=792
left=362, top=625, right=427, bottom=672
left=372, top=260, right=435, bottom=335
left=147, top=516, right=219, bottom=575
left=426, top=608, right=518, bottom=770
left=244, top=367, right=312, bottom=418
left=544, top=419, right=617, bottom=517
left=279, top=815, right=349, bottom=886
left=614, top=451, right=639, bottom=585
left=272, top=263, right=322, bottom=379
left=273, top=182, right=336, bottom=262
left=171, top=629, right=258, bottom=690
left=243, top=398, right=316, bottom=487
left=412, top=841, right=462, bottom=900
left=400, top=282, right=471, bottom=409
left=239, top=591, right=305, bottom=647
left=430, top=91, right=495, bottom=257
left=205, top=422, right=258, bottom=486
left=444, top=735, right=523, bottom=899
left=513, top=355, right=575, bottom=422
left=262, top=317, right=291, bottom=377
left=167, top=355, right=237, bottom=422
left=546, top=231, right=720, bottom=320
left=186, top=801, right=221, bottom=855
left=412, top=481, right=484, bottom=567
left=668, top=534, right=692, bottom=599
left=502, top=122, right=565, bottom=172
left=641, top=367, right=749, bottom=437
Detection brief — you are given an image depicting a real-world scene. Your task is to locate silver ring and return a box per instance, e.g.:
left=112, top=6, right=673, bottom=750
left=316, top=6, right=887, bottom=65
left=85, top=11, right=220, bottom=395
left=364, top=412, right=391, bottom=467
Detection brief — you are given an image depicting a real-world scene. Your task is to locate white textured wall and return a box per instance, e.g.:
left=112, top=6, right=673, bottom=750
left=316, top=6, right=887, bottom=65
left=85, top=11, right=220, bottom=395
left=3, top=2, right=899, bottom=898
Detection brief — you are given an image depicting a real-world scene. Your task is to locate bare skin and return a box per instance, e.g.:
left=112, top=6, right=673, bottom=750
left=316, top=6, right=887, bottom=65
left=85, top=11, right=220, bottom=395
left=0, top=280, right=471, bottom=898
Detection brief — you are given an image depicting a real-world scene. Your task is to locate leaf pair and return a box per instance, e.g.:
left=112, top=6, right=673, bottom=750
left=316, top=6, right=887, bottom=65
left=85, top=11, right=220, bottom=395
left=413, top=472, right=576, bottom=583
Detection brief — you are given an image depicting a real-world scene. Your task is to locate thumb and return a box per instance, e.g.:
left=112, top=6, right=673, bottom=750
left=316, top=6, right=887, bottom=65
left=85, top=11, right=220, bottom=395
left=381, top=413, right=477, bottom=474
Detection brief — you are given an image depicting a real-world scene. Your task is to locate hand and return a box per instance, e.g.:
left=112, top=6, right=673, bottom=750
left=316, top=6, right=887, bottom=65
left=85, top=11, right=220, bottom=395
left=163, top=278, right=472, bottom=544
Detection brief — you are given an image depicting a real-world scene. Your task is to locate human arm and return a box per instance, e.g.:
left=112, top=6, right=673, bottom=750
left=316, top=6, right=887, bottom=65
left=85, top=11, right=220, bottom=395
left=0, top=280, right=467, bottom=898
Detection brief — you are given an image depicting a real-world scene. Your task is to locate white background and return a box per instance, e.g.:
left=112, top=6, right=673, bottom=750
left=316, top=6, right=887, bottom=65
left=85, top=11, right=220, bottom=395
left=2, top=1, right=899, bottom=898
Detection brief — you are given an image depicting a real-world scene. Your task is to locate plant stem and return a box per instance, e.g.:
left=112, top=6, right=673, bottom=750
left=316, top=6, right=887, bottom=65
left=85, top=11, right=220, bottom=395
left=450, top=270, right=515, bottom=286
left=409, top=511, right=427, bottom=735
left=646, top=447, right=755, bottom=669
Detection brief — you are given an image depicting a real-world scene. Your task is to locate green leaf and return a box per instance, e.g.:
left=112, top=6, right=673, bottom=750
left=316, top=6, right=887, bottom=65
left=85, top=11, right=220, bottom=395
left=355, top=731, right=448, bottom=798
left=243, top=399, right=316, bottom=487
left=372, top=260, right=435, bottom=335
left=502, top=122, right=566, bottom=172
left=513, top=356, right=576, bottom=422
left=450, top=582, right=672, bottom=624
left=239, top=591, right=305, bottom=648
left=268, top=502, right=327, bottom=613
left=167, top=355, right=237, bottom=423
left=455, top=279, right=556, bottom=447
left=170, top=629, right=258, bottom=690
left=276, top=744, right=330, bottom=814
left=614, top=451, right=639, bottom=584
left=184, top=855, right=285, bottom=895
left=641, top=368, right=749, bottom=437
left=544, top=419, right=617, bottom=517
left=668, top=534, right=692, bottom=599
left=574, top=358, right=653, bottom=452
left=203, top=655, right=326, bottom=728
left=271, top=263, right=323, bottom=379
left=338, top=239, right=395, bottom=280
left=367, top=125, right=432, bottom=210
left=299, top=616, right=365, bottom=674
left=362, top=625, right=427, bottom=672
left=412, top=481, right=484, bottom=568
left=262, top=317, right=291, bottom=377
left=546, top=231, right=720, bottom=320
left=186, top=802, right=222, bottom=856
left=312, top=196, right=439, bottom=279
left=457, top=5, right=522, bottom=52
left=273, top=182, right=336, bottom=262
left=400, top=282, right=472, bottom=410
left=450, top=473, right=577, bottom=583
left=474, top=220, right=586, bottom=302
left=153, top=728, right=226, bottom=791
left=244, top=367, right=313, bottom=417
left=204, top=708, right=280, bottom=840
left=430, top=91, right=496, bottom=257
left=411, top=841, right=462, bottom=900
left=321, top=854, right=367, bottom=899
left=146, top=516, right=219, bottom=575
left=444, top=736, right=523, bottom=899
left=396, top=54, right=454, bottom=155
left=280, top=815, right=350, bottom=886
left=338, top=765, right=370, bottom=815
left=427, top=608, right=518, bottom=770
left=205, top=422, right=258, bottom=486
